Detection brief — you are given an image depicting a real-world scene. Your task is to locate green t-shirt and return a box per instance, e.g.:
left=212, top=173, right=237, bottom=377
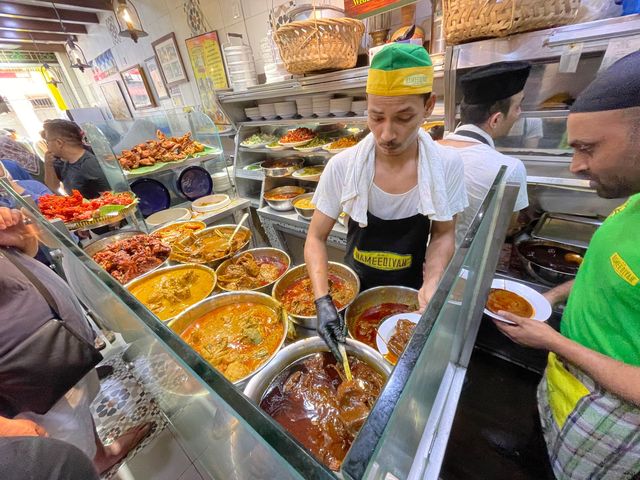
left=561, top=193, right=640, bottom=366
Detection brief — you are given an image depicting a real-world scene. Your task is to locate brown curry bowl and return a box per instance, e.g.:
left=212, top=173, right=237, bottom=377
left=215, top=247, right=291, bottom=295
left=345, top=286, right=419, bottom=346
left=263, top=186, right=306, bottom=211
left=271, top=261, right=360, bottom=329
left=171, top=224, right=252, bottom=268
left=168, top=291, right=288, bottom=387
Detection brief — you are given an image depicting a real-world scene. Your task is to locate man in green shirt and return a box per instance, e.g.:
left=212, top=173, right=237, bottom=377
left=495, top=51, right=640, bottom=479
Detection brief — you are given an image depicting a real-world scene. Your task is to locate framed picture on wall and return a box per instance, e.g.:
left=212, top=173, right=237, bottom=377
left=152, top=32, right=189, bottom=88
left=120, top=64, right=156, bottom=110
left=99, top=80, right=132, bottom=120
left=144, top=56, right=169, bottom=100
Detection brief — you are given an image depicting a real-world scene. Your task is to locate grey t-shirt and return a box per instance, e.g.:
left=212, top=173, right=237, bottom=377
left=53, top=150, right=110, bottom=199
left=0, top=248, right=93, bottom=358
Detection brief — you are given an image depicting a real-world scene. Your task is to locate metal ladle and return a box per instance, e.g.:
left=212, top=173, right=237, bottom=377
left=226, top=212, right=250, bottom=250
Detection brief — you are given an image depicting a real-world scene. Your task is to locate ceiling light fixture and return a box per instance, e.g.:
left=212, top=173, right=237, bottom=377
left=51, top=2, right=90, bottom=72
left=28, top=33, right=62, bottom=86
left=114, top=0, right=148, bottom=43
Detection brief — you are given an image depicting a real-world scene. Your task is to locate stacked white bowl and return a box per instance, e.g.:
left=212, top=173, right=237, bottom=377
left=244, top=106, right=262, bottom=121
left=274, top=101, right=297, bottom=119
left=212, top=171, right=232, bottom=193
left=260, top=35, right=290, bottom=84
left=330, top=97, right=353, bottom=116
left=351, top=100, right=367, bottom=116
left=258, top=103, right=277, bottom=120
left=295, top=97, right=313, bottom=118
left=312, top=94, right=332, bottom=117
left=223, top=44, right=259, bottom=91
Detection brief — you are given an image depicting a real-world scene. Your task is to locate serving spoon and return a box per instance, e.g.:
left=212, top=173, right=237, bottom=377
left=338, top=344, right=353, bottom=381
left=226, top=212, right=250, bottom=250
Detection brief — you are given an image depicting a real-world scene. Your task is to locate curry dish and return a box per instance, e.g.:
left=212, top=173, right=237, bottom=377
left=385, top=319, right=416, bottom=364
left=487, top=288, right=534, bottom=318
left=171, top=226, right=250, bottom=264
left=353, top=303, right=414, bottom=348
left=180, top=302, right=284, bottom=382
left=151, top=221, right=205, bottom=247
left=260, top=352, right=384, bottom=471
left=128, top=268, right=215, bottom=321
left=293, top=197, right=315, bottom=210
left=280, top=274, right=355, bottom=316
left=218, top=252, right=287, bottom=290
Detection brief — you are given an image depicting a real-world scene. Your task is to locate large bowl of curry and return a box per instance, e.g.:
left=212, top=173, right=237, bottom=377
left=244, top=337, right=391, bottom=471
left=272, top=261, right=360, bottom=329
left=125, top=263, right=216, bottom=322
left=216, top=247, right=290, bottom=294
left=170, top=224, right=251, bottom=268
left=168, top=291, right=288, bottom=385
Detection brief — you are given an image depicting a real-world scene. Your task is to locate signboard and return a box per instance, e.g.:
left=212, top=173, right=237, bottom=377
left=344, top=0, right=417, bottom=20
left=185, top=31, right=231, bottom=126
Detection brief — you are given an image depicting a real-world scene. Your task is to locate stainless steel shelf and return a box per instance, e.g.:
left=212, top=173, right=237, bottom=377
left=238, top=147, right=333, bottom=157
left=235, top=169, right=264, bottom=181
left=238, top=115, right=367, bottom=127
left=257, top=205, right=347, bottom=238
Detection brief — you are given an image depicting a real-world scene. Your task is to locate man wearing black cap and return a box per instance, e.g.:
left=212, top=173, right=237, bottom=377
left=494, top=51, right=640, bottom=479
left=440, top=61, right=531, bottom=246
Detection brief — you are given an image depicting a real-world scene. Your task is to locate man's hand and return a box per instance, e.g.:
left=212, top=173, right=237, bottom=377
left=316, top=294, right=346, bottom=363
left=0, top=417, right=48, bottom=437
left=418, top=280, right=437, bottom=313
left=493, top=311, right=562, bottom=350
left=44, top=150, right=56, bottom=165
left=0, top=207, right=38, bottom=255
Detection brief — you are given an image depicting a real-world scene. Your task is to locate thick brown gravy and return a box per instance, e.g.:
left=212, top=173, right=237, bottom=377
left=519, top=243, right=581, bottom=274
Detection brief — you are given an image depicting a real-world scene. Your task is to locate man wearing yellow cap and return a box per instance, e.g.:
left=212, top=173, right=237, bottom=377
left=305, top=44, right=468, bottom=361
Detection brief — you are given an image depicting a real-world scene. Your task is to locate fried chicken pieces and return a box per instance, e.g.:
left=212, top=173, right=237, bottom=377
left=118, top=130, right=205, bottom=170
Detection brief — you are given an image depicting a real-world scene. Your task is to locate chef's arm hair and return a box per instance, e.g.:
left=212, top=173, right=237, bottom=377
left=305, top=210, right=337, bottom=300
left=550, top=334, right=640, bottom=407
left=422, top=217, right=456, bottom=291
left=544, top=280, right=574, bottom=306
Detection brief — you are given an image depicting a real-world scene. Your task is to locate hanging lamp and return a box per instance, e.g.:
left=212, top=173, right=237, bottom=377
left=29, top=33, right=62, bottom=86
left=113, top=0, right=148, bottom=43
left=51, top=2, right=91, bottom=72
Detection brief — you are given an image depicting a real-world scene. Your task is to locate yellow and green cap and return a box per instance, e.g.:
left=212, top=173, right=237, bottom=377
left=366, top=43, right=434, bottom=97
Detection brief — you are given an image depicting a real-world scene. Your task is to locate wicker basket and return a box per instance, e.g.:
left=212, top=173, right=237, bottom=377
left=274, top=17, right=365, bottom=75
left=444, top=0, right=580, bottom=45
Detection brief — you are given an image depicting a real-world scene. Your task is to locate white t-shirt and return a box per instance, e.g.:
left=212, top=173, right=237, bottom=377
left=313, top=142, right=468, bottom=222
left=444, top=125, right=529, bottom=247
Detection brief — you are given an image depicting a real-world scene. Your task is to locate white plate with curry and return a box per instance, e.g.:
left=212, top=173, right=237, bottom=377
left=376, top=312, right=420, bottom=365
left=484, top=278, right=552, bottom=324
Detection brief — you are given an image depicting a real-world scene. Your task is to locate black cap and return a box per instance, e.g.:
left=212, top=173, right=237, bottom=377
left=460, top=61, right=531, bottom=105
left=571, top=50, right=640, bottom=113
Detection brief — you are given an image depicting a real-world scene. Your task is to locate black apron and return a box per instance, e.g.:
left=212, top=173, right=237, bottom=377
left=345, top=211, right=430, bottom=291
left=454, top=129, right=491, bottom=146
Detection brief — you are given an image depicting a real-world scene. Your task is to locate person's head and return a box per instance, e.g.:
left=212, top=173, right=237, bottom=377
left=41, top=119, right=84, bottom=160
left=459, top=61, right=531, bottom=139
left=366, top=43, right=436, bottom=157
left=568, top=51, right=640, bottom=199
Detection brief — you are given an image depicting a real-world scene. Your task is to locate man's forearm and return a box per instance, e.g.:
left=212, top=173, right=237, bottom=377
left=551, top=334, right=640, bottom=407
left=305, top=234, right=330, bottom=299
left=545, top=280, right=574, bottom=305
left=44, top=161, right=60, bottom=193
left=422, top=229, right=455, bottom=289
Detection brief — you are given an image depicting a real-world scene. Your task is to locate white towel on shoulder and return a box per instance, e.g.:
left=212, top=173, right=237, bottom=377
left=340, top=130, right=461, bottom=227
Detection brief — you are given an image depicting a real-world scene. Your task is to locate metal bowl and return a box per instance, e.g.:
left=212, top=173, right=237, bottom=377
left=292, top=192, right=315, bottom=220
left=345, top=286, right=419, bottom=343
left=172, top=224, right=252, bottom=268
left=261, top=157, right=304, bottom=177
left=515, top=238, right=585, bottom=286
left=272, top=261, right=360, bottom=329
left=289, top=4, right=345, bottom=21
left=168, top=291, right=288, bottom=387
left=150, top=220, right=206, bottom=237
left=263, top=186, right=306, bottom=211
left=125, top=263, right=217, bottom=323
left=216, top=247, right=291, bottom=294
left=243, top=337, right=391, bottom=403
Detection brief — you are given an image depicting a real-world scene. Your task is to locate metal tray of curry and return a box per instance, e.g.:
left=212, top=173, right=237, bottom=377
left=170, top=224, right=251, bottom=267
left=168, top=291, right=288, bottom=385
left=216, top=247, right=290, bottom=294
left=272, top=262, right=359, bottom=329
left=126, top=263, right=216, bottom=322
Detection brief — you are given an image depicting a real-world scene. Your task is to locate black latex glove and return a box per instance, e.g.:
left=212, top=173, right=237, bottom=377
left=315, top=294, right=346, bottom=363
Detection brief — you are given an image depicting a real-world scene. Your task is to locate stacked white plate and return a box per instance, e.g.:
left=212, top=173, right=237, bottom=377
left=330, top=97, right=353, bottom=116
left=295, top=97, right=313, bottom=117
left=212, top=171, right=233, bottom=193
left=274, top=101, right=297, bottom=119
left=244, top=106, right=262, bottom=121
left=312, top=94, right=332, bottom=117
left=351, top=100, right=367, bottom=116
left=223, top=44, right=259, bottom=91
left=258, top=103, right=277, bottom=120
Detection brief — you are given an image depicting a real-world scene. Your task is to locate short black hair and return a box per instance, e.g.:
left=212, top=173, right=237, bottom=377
left=421, top=93, right=432, bottom=104
left=460, top=97, right=512, bottom=126
left=42, top=119, right=83, bottom=145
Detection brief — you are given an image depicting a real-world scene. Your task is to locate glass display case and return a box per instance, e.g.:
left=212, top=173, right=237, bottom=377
left=0, top=166, right=518, bottom=479
left=82, top=109, right=233, bottom=221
